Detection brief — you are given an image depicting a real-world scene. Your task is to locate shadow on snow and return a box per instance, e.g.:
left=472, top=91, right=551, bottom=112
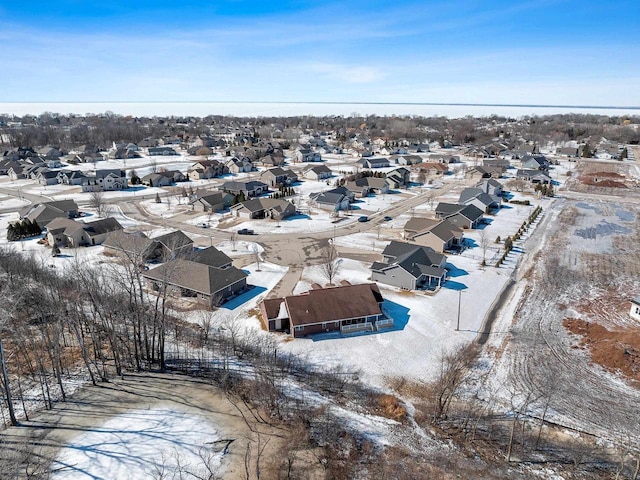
left=309, top=299, right=410, bottom=342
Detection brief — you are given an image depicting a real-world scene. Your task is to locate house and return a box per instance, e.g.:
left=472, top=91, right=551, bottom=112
left=192, top=245, right=233, bottom=269
left=357, top=157, right=390, bottom=169
left=403, top=217, right=463, bottom=253
left=294, top=148, right=322, bottom=163
left=141, top=173, right=173, bottom=187
left=103, top=229, right=193, bottom=262
left=141, top=170, right=186, bottom=187
left=46, top=217, right=123, bottom=247
left=476, top=178, right=503, bottom=196
left=20, top=199, right=79, bottom=227
left=345, top=178, right=372, bottom=197
left=225, top=157, right=254, bottom=173
left=259, top=282, right=388, bottom=337
left=57, top=170, right=88, bottom=186
left=427, top=154, right=459, bottom=164
left=188, top=159, right=226, bottom=180
left=260, top=167, right=298, bottom=187
left=190, top=191, right=235, bottom=213
left=630, top=296, right=640, bottom=321
left=386, top=167, right=411, bottom=188
left=108, top=148, right=140, bottom=160
left=459, top=188, right=502, bottom=213
left=142, top=258, right=248, bottom=308
left=516, top=169, right=552, bottom=184
left=230, top=198, right=296, bottom=220
left=0, top=159, right=21, bottom=176
left=435, top=203, right=484, bottom=229
left=467, top=166, right=503, bottom=179
left=220, top=180, right=268, bottom=198
left=148, top=146, right=178, bottom=156
left=82, top=169, right=128, bottom=192
left=257, top=154, right=286, bottom=167
left=37, top=146, right=62, bottom=159
left=521, top=155, right=550, bottom=171
left=303, top=164, right=333, bottom=181
left=419, top=163, right=449, bottom=176
left=408, top=143, right=430, bottom=153
left=391, top=154, right=423, bottom=166
left=371, top=241, right=447, bottom=290
left=308, top=189, right=351, bottom=211
left=482, top=158, right=511, bottom=170
left=556, top=147, right=580, bottom=158
left=35, top=169, right=60, bottom=186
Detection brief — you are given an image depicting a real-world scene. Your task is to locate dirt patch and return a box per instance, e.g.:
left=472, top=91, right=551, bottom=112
left=563, top=318, right=640, bottom=387
left=578, top=175, right=627, bottom=188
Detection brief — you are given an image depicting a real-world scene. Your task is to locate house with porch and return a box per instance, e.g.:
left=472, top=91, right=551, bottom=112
left=259, top=282, right=388, bottom=337
left=82, top=169, right=128, bottom=192
left=371, top=241, right=447, bottom=290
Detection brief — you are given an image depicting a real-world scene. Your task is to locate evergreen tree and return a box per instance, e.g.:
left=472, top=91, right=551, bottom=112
left=7, top=223, right=17, bottom=242
left=52, top=244, right=61, bottom=257
left=504, top=236, right=513, bottom=252
left=155, top=192, right=161, bottom=203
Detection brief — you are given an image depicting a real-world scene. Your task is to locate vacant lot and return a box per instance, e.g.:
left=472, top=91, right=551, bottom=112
left=481, top=160, right=640, bottom=443
left=0, top=372, right=283, bottom=480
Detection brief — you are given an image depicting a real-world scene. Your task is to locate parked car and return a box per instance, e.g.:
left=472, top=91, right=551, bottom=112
left=196, top=222, right=209, bottom=228
left=357, top=216, right=369, bottom=222
left=383, top=215, right=392, bottom=221
left=237, top=228, right=254, bottom=235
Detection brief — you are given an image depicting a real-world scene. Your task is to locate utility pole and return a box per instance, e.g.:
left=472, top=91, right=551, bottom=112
left=455, top=289, right=462, bottom=331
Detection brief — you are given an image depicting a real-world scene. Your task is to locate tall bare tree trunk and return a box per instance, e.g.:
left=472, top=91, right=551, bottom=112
left=0, top=338, right=18, bottom=425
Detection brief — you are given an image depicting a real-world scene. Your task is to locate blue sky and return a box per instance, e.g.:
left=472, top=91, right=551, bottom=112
left=1, top=0, right=639, bottom=106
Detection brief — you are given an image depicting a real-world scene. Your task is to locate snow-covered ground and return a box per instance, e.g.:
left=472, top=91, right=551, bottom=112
left=279, top=197, right=542, bottom=388
left=50, top=408, right=223, bottom=480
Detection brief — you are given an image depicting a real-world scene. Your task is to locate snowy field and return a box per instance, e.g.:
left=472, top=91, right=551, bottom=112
left=50, top=408, right=222, bottom=480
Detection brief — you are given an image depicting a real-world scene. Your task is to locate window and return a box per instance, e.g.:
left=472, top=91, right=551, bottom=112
left=294, top=325, right=304, bottom=332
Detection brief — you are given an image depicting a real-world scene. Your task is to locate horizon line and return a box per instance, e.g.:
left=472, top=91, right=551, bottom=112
left=1, top=101, right=639, bottom=111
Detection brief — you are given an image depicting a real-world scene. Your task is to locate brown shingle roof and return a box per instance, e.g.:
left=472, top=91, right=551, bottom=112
left=284, top=283, right=382, bottom=327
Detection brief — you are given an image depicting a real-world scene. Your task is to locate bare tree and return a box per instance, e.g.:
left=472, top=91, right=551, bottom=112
left=429, top=343, right=478, bottom=422
left=0, top=337, right=17, bottom=426
left=320, top=243, right=342, bottom=286
left=479, top=228, right=489, bottom=266
left=89, top=190, right=112, bottom=217
left=251, top=245, right=262, bottom=271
